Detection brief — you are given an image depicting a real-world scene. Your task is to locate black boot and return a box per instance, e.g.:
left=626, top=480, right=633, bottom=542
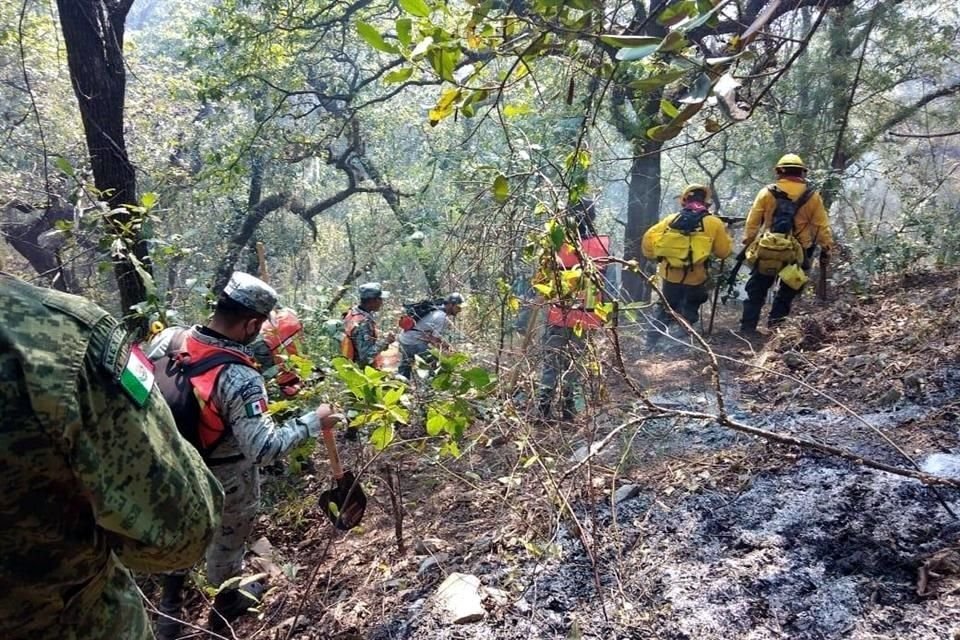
left=155, top=574, right=187, bottom=640
left=208, top=581, right=266, bottom=632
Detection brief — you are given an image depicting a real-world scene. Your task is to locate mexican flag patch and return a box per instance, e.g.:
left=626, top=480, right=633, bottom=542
left=119, top=345, right=155, bottom=408
left=244, top=397, right=268, bottom=418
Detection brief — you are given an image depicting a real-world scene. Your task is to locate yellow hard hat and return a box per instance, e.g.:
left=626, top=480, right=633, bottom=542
left=775, top=154, right=806, bottom=171
left=679, top=183, right=712, bottom=204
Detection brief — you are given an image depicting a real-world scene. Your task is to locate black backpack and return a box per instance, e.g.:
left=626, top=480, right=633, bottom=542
left=399, top=299, right=442, bottom=330
left=670, top=207, right=706, bottom=233
left=153, top=329, right=254, bottom=461
left=768, top=185, right=814, bottom=234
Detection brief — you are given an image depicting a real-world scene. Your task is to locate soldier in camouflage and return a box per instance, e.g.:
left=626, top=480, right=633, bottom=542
left=146, top=271, right=342, bottom=637
left=0, top=272, right=223, bottom=640
left=341, top=282, right=395, bottom=369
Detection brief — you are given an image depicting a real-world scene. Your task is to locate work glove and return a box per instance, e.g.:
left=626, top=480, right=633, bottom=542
left=306, top=404, right=346, bottom=438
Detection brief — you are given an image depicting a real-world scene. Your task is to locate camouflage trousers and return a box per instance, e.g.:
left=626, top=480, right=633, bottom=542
left=166, top=462, right=259, bottom=587
left=537, top=325, right=586, bottom=415
left=206, top=462, right=260, bottom=586
left=31, top=559, right=152, bottom=640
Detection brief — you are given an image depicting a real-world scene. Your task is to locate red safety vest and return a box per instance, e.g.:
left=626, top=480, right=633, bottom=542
left=341, top=309, right=383, bottom=368
left=154, top=330, right=258, bottom=457
left=547, top=235, right=611, bottom=329
left=259, top=308, right=304, bottom=392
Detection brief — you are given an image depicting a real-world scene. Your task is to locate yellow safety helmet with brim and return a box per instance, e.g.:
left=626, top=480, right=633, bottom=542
left=775, top=154, right=807, bottom=171
left=678, top=183, right=712, bottom=205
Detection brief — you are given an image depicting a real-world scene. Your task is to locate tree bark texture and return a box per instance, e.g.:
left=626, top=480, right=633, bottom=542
left=1, top=202, right=77, bottom=292
left=56, top=0, right=149, bottom=328
left=622, top=139, right=662, bottom=302
left=212, top=192, right=290, bottom=293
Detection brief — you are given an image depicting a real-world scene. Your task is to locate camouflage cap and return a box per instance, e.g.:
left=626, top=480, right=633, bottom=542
left=445, top=292, right=465, bottom=305
left=223, top=271, right=278, bottom=316
left=359, top=282, right=389, bottom=300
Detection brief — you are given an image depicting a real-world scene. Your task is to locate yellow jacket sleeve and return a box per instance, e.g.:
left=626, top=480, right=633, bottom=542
left=806, top=192, right=834, bottom=250
left=743, top=188, right=773, bottom=246
left=705, top=216, right=733, bottom=259
left=641, top=217, right=672, bottom=259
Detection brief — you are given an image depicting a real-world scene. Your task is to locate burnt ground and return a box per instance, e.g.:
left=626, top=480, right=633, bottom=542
left=149, top=267, right=960, bottom=639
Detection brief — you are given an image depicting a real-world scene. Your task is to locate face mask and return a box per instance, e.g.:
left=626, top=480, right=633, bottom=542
left=242, top=319, right=263, bottom=345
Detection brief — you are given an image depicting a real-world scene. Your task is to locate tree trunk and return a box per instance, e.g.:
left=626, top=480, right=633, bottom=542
left=622, top=138, right=662, bottom=302
left=212, top=192, right=289, bottom=292
left=1, top=202, right=77, bottom=292
left=56, top=0, right=148, bottom=330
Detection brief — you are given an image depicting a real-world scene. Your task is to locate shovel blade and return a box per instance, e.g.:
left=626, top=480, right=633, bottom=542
left=319, top=470, right=367, bottom=530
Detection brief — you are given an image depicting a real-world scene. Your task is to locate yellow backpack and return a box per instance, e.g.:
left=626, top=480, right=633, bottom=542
left=746, top=232, right=805, bottom=276
left=653, top=210, right=713, bottom=269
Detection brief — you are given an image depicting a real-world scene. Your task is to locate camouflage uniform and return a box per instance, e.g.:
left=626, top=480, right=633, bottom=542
left=146, top=325, right=321, bottom=586
left=0, top=273, right=223, bottom=640
left=537, top=325, right=585, bottom=417
left=344, top=306, right=391, bottom=368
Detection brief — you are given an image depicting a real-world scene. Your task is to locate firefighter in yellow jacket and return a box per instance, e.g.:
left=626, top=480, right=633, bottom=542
left=740, top=154, right=834, bottom=333
left=642, top=184, right=732, bottom=346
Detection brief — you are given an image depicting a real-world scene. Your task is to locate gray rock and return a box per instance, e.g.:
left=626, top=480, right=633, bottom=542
left=512, top=597, right=532, bottom=614
left=879, top=388, right=902, bottom=406
left=903, top=373, right=923, bottom=395
left=844, top=354, right=874, bottom=369
left=415, top=537, right=446, bottom=555
left=782, top=351, right=805, bottom=369
left=418, top=552, right=450, bottom=577
left=275, top=615, right=311, bottom=634
left=613, top=484, right=641, bottom=504
left=433, top=572, right=486, bottom=624
left=383, top=578, right=404, bottom=591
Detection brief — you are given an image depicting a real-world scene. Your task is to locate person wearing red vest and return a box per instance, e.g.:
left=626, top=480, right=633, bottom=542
left=537, top=198, right=611, bottom=420
left=146, top=272, right=342, bottom=638
left=341, top=282, right=395, bottom=369
left=251, top=308, right=306, bottom=396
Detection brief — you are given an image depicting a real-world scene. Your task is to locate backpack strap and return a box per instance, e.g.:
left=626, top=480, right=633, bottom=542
left=795, top=187, right=815, bottom=209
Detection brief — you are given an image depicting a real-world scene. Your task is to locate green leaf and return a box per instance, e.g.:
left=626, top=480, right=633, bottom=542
left=657, top=30, right=688, bottom=52
left=599, top=34, right=661, bottom=48
left=657, top=0, right=695, bottom=26
left=427, top=48, right=459, bottom=82
left=646, top=123, right=684, bottom=141
left=54, top=156, right=75, bottom=177
left=399, top=0, right=431, bottom=18
left=533, top=283, right=553, bottom=296
left=659, top=99, right=679, bottom=118
left=382, top=386, right=404, bottom=406
left=140, top=192, right=158, bottom=209
left=396, top=18, right=413, bottom=46
left=629, top=69, right=687, bottom=91
left=439, top=440, right=461, bottom=458
left=679, top=72, right=713, bottom=104
left=615, top=44, right=660, bottom=62
left=426, top=410, right=449, bottom=436
left=438, top=352, right=470, bottom=369
left=493, top=174, right=509, bottom=202
left=356, top=22, right=399, bottom=54
left=681, top=1, right=727, bottom=32
left=384, top=67, right=414, bottom=84
left=462, top=366, right=493, bottom=390
left=503, top=103, right=533, bottom=117
left=549, top=222, right=566, bottom=250
left=370, top=424, right=395, bottom=450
